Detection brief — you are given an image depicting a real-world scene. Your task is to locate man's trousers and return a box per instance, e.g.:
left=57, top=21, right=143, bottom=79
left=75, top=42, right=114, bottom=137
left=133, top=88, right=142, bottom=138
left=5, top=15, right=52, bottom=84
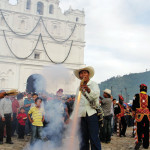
left=137, top=115, right=149, bottom=149
left=0, top=114, right=12, bottom=142
left=80, top=113, right=101, bottom=150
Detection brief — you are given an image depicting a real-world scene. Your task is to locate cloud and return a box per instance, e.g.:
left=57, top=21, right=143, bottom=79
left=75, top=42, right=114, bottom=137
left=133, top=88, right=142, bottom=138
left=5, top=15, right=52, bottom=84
left=60, top=0, right=150, bottom=83
left=10, top=0, right=150, bottom=83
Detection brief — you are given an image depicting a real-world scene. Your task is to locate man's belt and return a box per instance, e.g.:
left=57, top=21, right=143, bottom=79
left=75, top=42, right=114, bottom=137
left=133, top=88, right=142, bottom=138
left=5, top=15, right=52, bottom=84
left=135, top=108, right=150, bottom=122
left=136, top=108, right=149, bottom=115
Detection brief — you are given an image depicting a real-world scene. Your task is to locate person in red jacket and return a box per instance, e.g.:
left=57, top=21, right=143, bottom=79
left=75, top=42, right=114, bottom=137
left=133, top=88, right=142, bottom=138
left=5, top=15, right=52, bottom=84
left=114, top=95, right=127, bottom=137
left=132, top=84, right=150, bottom=150
left=17, top=107, right=27, bottom=139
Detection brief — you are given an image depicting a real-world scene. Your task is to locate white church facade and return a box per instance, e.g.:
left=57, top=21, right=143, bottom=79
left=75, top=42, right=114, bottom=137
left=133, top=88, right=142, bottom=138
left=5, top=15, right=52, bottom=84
left=0, top=0, right=85, bottom=94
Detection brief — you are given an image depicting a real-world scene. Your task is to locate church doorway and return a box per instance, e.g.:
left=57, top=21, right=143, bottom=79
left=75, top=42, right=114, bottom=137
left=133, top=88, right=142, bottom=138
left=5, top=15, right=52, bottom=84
left=26, top=74, right=45, bottom=93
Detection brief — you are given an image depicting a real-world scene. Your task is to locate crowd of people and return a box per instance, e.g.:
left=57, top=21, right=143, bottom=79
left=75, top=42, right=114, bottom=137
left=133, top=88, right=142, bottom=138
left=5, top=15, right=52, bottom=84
left=0, top=66, right=149, bottom=150
left=0, top=90, right=75, bottom=146
left=99, top=89, right=133, bottom=144
left=98, top=84, right=149, bottom=150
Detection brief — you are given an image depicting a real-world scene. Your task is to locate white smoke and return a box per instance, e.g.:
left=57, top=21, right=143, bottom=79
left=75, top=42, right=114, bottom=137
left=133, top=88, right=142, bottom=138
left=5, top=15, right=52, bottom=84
left=23, top=97, right=80, bottom=150
left=33, top=65, right=76, bottom=94
left=24, top=65, right=80, bottom=150
left=32, top=74, right=46, bottom=93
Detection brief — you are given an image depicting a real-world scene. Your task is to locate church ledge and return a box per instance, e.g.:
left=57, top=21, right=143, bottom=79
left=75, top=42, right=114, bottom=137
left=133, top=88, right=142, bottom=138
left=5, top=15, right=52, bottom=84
left=0, top=9, right=85, bottom=26
left=0, top=30, right=86, bottom=45
left=0, top=56, right=85, bottom=66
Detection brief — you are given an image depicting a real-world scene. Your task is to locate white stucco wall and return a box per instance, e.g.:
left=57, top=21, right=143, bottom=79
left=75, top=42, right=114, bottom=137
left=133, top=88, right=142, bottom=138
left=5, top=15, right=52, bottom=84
left=0, top=0, right=85, bottom=94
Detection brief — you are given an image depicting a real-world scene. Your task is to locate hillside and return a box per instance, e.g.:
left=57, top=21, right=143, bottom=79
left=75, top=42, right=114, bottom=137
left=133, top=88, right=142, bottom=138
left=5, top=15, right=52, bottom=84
left=99, top=71, right=150, bottom=103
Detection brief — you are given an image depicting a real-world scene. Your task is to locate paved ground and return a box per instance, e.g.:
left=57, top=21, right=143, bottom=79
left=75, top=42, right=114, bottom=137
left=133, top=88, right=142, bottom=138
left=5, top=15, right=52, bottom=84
left=0, top=127, right=149, bottom=150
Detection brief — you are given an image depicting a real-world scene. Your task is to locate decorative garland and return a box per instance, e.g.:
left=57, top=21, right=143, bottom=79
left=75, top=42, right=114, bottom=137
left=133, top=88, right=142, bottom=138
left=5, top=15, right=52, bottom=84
left=41, top=34, right=73, bottom=64
left=3, top=30, right=40, bottom=59
left=41, top=17, right=76, bottom=43
left=0, top=9, right=41, bottom=36
left=0, top=9, right=77, bottom=63
left=0, top=9, right=77, bottom=43
left=3, top=30, right=73, bottom=64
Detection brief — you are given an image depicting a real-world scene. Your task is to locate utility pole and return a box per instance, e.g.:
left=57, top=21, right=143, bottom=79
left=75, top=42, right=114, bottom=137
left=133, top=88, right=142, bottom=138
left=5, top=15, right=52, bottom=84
left=125, top=87, right=127, bottom=103
left=128, top=94, right=130, bottom=102
left=111, top=86, right=112, bottom=96
left=120, top=90, right=122, bottom=95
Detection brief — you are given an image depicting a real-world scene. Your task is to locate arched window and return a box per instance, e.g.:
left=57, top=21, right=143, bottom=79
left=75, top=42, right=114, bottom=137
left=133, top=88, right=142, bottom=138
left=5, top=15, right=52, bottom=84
left=26, top=0, right=31, bottom=10
left=37, top=2, right=44, bottom=15
left=1, top=78, right=5, bottom=88
left=49, top=4, right=54, bottom=14
left=76, top=17, right=79, bottom=22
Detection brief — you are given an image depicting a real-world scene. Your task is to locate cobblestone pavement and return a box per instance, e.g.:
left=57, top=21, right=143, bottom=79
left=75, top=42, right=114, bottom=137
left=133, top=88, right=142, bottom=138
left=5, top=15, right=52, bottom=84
left=0, top=127, right=149, bottom=150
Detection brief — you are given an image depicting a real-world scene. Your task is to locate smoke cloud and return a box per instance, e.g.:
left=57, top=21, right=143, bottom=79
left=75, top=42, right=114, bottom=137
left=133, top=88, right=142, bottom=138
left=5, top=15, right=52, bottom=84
left=33, top=65, right=77, bottom=94
left=24, top=65, right=80, bottom=150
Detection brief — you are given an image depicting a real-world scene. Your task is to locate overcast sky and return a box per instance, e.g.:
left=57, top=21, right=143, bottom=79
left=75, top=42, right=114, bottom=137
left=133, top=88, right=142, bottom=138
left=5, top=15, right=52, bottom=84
left=9, top=0, right=150, bottom=83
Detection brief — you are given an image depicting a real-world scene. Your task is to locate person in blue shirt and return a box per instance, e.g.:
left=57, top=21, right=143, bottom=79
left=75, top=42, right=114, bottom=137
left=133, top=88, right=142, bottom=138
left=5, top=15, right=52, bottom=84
left=24, top=93, right=34, bottom=135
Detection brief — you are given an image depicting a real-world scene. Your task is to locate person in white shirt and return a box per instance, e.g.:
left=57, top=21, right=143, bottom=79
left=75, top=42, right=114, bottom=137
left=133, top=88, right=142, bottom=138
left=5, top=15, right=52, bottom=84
left=72, top=66, right=101, bottom=150
left=0, top=96, right=13, bottom=144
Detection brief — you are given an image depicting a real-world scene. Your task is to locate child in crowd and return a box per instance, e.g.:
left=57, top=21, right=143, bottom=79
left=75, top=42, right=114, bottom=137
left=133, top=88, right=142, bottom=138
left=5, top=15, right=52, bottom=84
left=17, top=107, right=27, bottom=139
left=28, top=97, right=44, bottom=145
left=30, top=93, right=38, bottom=108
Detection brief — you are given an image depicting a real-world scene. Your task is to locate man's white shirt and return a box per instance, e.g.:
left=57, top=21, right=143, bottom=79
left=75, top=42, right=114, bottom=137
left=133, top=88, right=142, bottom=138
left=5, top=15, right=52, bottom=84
left=71, top=80, right=100, bottom=118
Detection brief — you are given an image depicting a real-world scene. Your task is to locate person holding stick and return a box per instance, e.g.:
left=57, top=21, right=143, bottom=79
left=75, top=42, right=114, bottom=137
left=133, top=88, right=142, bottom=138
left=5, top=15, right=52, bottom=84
left=72, top=66, right=101, bottom=150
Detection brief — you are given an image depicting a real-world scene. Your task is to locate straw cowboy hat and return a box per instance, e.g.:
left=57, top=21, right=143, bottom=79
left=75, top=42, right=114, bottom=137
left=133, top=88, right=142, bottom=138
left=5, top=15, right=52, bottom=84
left=74, top=66, right=94, bottom=80
left=103, top=89, right=111, bottom=96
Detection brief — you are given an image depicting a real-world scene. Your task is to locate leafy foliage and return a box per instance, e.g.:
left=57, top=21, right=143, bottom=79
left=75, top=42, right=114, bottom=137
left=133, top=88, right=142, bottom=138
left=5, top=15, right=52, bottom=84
left=99, top=71, right=150, bottom=103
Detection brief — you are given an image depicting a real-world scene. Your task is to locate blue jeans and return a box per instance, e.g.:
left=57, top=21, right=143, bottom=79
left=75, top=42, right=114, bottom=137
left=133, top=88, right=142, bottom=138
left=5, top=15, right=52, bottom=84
left=30, top=125, right=43, bottom=145
left=25, top=116, right=32, bottom=135
left=80, top=113, right=101, bottom=150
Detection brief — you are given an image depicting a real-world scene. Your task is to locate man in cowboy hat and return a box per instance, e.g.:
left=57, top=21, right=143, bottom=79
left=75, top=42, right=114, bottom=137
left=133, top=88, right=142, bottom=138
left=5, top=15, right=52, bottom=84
left=114, top=95, right=127, bottom=137
left=99, top=89, right=112, bottom=143
left=0, top=91, right=6, bottom=99
left=0, top=90, right=18, bottom=99
left=132, top=84, right=150, bottom=150
left=73, top=66, right=101, bottom=150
